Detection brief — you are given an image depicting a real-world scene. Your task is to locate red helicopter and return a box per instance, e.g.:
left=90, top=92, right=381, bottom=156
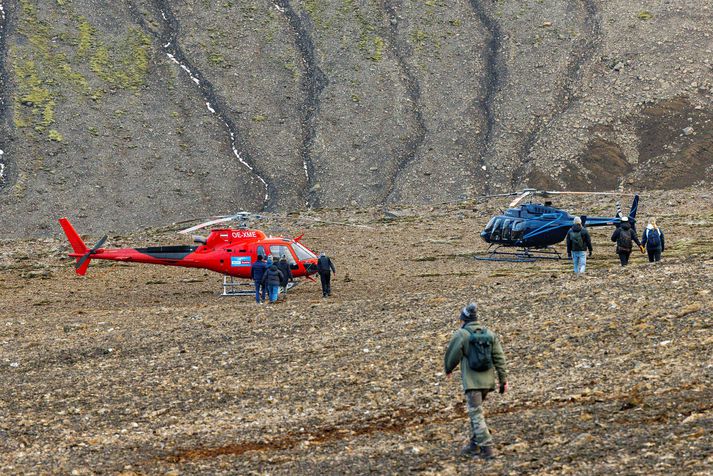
left=58, top=213, right=320, bottom=295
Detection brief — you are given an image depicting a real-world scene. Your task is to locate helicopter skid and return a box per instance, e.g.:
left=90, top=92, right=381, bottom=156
left=221, top=275, right=299, bottom=297
left=475, top=245, right=563, bottom=263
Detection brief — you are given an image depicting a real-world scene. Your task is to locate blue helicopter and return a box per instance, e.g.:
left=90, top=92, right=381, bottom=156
left=477, top=189, right=639, bottom=262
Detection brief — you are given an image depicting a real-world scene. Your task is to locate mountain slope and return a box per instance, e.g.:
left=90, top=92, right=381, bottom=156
left=0, top=0, right=711, bottom=236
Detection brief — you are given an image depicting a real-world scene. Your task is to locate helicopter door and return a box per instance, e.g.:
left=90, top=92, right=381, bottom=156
left=490, top=218, right=503, bottom=241
left=501, top=219, right=513, bottom=241
left=511, top=220, right=525, bottom=241
left=256, top=245, right=266, bottom=259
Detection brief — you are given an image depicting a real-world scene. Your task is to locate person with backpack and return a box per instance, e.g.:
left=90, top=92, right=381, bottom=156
left=641, top=218, right=665, bottom=262
left=250, top=255, right=269, bottom=304
left=566, top=216, right=593, bottom=274
left=610, top=216, right=644, bottom=266
left=444, top=303, right=508, bottom=460
left=276, top=255, right=293, bottom=298
left=261, top=260, right=284, bottom=303
left=317, top=251, right=336, bottom=297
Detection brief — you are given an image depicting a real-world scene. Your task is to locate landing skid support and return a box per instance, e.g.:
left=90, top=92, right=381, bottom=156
left=475, top=245, right=563, bottom=263
left=221, top=275, right=299, bottom=296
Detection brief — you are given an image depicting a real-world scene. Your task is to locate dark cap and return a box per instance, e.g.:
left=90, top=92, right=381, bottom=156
left=460, top=302, right=478, bottom=322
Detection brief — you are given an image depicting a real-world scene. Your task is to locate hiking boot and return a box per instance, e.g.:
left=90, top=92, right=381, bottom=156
left=479, top=445, right=495, bottom=460
left=460, top=439, right=480, bottom=456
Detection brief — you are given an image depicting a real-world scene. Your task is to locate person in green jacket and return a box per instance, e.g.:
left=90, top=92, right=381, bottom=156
left=444, top=302, right=508, bottom=460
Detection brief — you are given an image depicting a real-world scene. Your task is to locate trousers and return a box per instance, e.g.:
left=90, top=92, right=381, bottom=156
left=465, top=389, right=492, bottom=447
left=267, top=284, right=279, bottom=303
left=319, top=272, right=331, bottom=296
left=647, top=249, right=662, bottom=262
left=571, top=251, right=587, bottom=274
left=618, top=251, right=631, bottom=266
left=254, top=281, right=266, bottom=303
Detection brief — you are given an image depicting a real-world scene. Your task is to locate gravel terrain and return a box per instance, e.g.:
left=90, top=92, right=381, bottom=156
left=1, top=190, right=711, bottom=474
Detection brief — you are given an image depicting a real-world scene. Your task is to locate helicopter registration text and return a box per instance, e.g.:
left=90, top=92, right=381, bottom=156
left=232, top=230, right=257, bottom=239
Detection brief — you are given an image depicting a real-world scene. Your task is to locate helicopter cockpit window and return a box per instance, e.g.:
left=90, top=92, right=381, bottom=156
left=512, top=220, right=526, bottom=240
left=501, top=219, right=513, bottom=240
left=292, top=242, right=317, bottom=260
left=490, top=219, right=503, bottom=240
left=270, top=245, right=297, bottom=264
left=484, top=217, right=497, bottom=233
left=257, top=245, right=266, bottom=259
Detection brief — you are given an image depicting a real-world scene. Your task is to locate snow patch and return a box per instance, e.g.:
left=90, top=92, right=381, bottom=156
left=206, top=102, right=215, bottom=114
left=166, top=53, right=200, bottom=85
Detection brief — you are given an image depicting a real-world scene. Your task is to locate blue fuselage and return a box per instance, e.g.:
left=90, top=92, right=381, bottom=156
left=481, top=203, right=622, bottom=249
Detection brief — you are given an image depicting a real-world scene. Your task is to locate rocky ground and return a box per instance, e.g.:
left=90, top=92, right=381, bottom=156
left=1, top=189, right=711, bottom=474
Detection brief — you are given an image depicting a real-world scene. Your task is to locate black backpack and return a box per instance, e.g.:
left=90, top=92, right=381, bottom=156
left=617, top=228, right=632, bottom=253
left=464, top=327, right=494, bottom=372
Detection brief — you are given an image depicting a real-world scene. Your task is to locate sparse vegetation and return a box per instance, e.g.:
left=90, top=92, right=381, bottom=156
left=89, top=29, right=152, bottom=90
left=12, top=0, right=151, bottom=141
left=369, top=36, right=384, bottom=61
left=48, top=129, right=64, bottom=142
left=208, top=52, right=226, bottom=66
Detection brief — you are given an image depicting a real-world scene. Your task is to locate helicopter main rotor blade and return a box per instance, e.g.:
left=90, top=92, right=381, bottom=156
left=178, top=217, right=235, bottom=234
left=297, top=216, right=375, bottom=230
left=539, top=190, right=638, bottom=197
left=178, top=212, right=265, bottom=234
left=508, top=191, right=533, bottom=208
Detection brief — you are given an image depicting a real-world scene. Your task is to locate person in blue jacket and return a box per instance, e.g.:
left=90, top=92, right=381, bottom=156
left=261, top=261, right=284, bottom=303
left=250, top=255, right=269, bottom=304
left=641, top=218, right=665, bottom=262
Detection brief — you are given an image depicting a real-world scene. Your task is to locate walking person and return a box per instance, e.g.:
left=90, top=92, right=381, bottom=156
left=250, top=255, right=268, bottom=304
left=276, top=255, right=293, bottom=298
left=641, top=218, right=665, bottom=262
left=611, top=217, right=643, bottom=266
left=566, top=216, right=593, bottom=274
left=317, top=251, right=336, bottom=297
left=261, top=259, right=284, bottom=303
left=444, top=303, right=508, bottom=460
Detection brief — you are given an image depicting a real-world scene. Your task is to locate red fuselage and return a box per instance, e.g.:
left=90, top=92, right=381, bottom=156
left=60, top=219, right=319, bottom=278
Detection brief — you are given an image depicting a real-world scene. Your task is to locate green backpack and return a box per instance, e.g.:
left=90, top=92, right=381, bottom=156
left=464, top=327, right=494, bottom=372
left=570, top=230, right=585, bottom=249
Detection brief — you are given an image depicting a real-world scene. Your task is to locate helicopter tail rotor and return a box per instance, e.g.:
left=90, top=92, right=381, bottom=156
left=58, top=218, right=107, bottom=276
